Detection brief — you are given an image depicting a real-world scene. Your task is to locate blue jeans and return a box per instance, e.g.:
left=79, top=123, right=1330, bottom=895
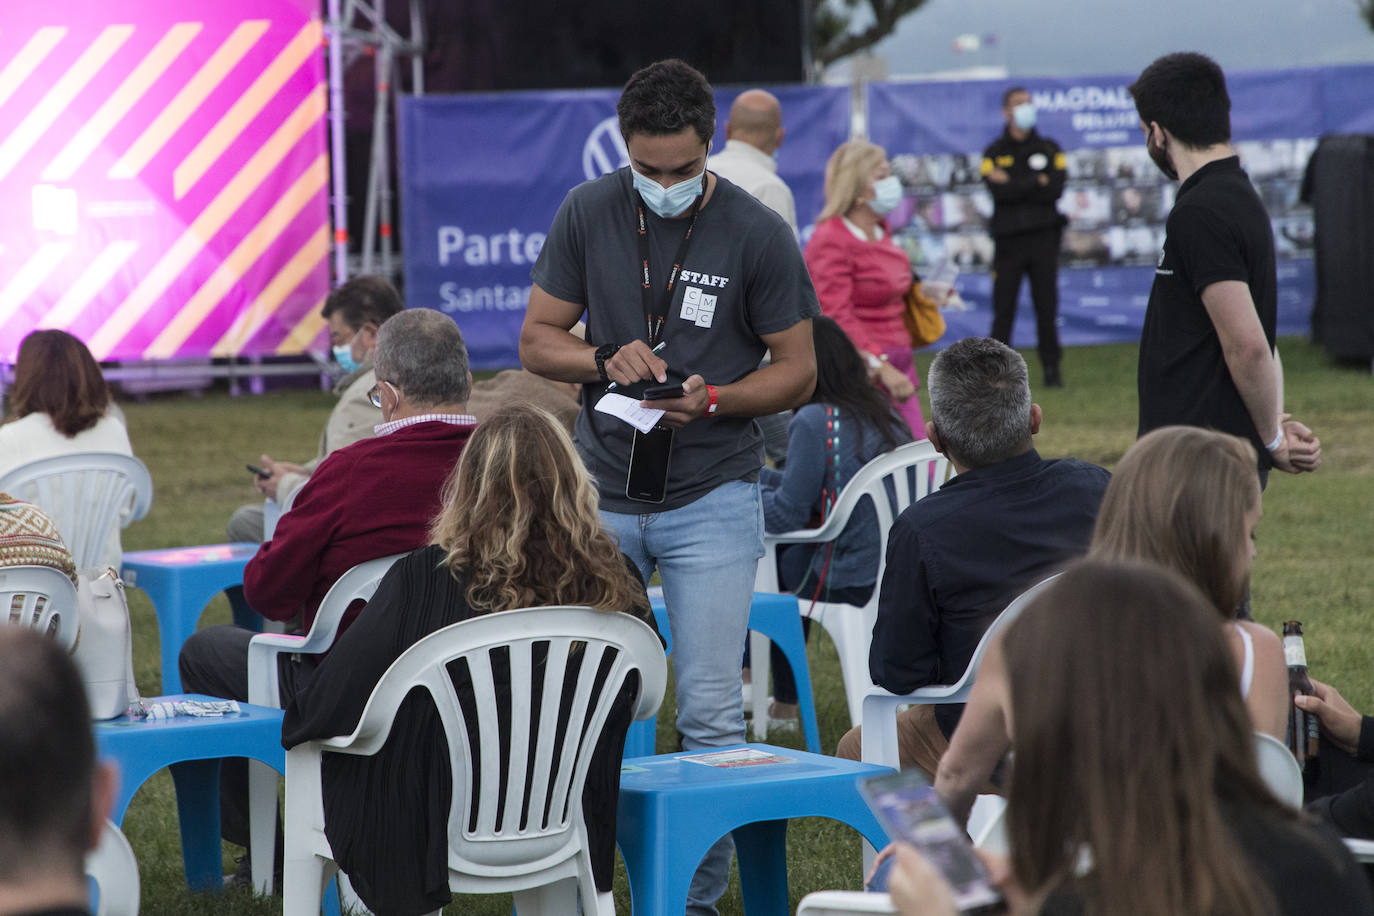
left=602, top=479, right=764, bottom=915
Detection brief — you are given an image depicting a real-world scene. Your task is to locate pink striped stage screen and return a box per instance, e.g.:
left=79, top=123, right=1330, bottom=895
left=0, top=0, right=331, bottom=362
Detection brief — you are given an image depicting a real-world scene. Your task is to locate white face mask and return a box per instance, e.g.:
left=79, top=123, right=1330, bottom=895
left=869, top=175, right=903, bottom=216
left=632, top=166, right=706, bottom=218
left=1012, top=102, right=1037, bottom=131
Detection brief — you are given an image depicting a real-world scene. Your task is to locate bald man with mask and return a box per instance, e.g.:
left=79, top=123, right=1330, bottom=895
left=708, top=89, right=798, bottom=237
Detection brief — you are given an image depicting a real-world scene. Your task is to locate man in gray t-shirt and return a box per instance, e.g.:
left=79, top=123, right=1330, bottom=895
left=521, top=59, right=817, bottom=916
left=535, top=166, right=812, bottom=513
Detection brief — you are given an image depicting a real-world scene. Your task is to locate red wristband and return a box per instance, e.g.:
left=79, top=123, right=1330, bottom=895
left=704, top=384, right=719, bottom=417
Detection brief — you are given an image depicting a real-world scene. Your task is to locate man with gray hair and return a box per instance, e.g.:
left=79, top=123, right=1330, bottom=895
left=180, top=306, right=475, bottom=886
left=836, top=337, right=1107, bottom=773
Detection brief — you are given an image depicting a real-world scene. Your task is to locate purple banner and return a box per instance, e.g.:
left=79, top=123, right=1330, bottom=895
left=0, top=0, right=330, bottom=362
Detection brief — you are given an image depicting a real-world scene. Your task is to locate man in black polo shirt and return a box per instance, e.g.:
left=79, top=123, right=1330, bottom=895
left=1129, top=52, right=1320, bottom=483
left=982, top=86, right=1068, bottom=387
left=836, top=337, right=1108, bottom=773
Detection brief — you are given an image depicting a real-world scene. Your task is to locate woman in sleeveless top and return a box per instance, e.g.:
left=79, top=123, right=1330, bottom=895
left=1087, top=425, right=1287, bottom=736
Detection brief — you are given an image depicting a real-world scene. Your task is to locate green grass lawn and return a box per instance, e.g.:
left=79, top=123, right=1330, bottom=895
left=112, top=337, right=1373, bottom=914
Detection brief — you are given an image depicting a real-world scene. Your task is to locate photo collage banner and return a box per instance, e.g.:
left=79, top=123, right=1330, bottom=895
left=866, top=65, right=1374, bottom=348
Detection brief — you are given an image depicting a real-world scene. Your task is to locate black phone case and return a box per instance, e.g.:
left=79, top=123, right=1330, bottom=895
left=626, top=426, right=673, bottom=503
left=642, top=382, right=686, bottom=400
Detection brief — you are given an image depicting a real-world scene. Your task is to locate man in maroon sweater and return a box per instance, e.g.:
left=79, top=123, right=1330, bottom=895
left=178, top=307, right=475, bottom=885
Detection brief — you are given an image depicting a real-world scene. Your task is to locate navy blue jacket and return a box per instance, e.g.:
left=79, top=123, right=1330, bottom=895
left=870, top=448, right=1109, bottom=736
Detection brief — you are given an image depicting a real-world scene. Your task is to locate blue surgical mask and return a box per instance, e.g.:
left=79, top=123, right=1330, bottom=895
left=332, top=343, right=360, bottom=374
left=632, top=167, right=706, bottom=218
left=870, top=175, right=903, bottom=216
left=1012, top=102, right=1037, bottom=131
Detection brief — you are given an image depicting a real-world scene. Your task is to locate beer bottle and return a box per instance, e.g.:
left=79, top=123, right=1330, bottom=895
left=1283, top=620, right=1321, bottom=778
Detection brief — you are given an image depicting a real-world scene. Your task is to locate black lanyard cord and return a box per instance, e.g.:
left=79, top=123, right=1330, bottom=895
left=634, top=172, right=706, bottom=346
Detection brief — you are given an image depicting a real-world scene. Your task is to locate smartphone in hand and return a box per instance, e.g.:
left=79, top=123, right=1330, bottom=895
left=859, top=769, right=1005, bottom=914
left=641, top=382, right=686, bottom=401
left=246, top=463, right=272, bottom=479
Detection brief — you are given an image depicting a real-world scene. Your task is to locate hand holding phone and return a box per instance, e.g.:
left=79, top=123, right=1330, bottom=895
left=886, top=844, right=963, bottom=916
left=641, top=382, right=686, bottom=400
left=859, top=770, right=1004, bottom=914
left=643, top=373, right=709, bottom=429
left=246, top=463, right=272, bottom=479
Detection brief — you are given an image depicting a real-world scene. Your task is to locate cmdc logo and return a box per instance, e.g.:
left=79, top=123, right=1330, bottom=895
left=583, top=116, right=628, bottom=181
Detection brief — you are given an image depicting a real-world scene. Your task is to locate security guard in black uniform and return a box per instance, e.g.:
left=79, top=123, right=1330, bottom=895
left=982, top=86, right=1068, bottom=386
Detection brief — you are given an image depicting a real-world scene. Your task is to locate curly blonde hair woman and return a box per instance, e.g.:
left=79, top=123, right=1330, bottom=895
left=283, top=403, right=656, bottom=915
left=431, top=403, right=647, bottom=614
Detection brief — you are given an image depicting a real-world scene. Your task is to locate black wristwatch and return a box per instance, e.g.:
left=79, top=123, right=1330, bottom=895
left=594, top=343, right=621, bottom=384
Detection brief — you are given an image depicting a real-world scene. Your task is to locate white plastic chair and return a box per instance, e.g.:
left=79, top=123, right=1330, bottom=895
left=0, top=564, right=80, bottom=650
left=261, top=498, right=281, bottom=541
left=1253, top=731, right=1304, bottom=808
left=855, top=575, right=1057, bottom=868
left=754, top=439, right=951, bottom=729
left=796, top=891, right=897, bottom=914
left=282, top=606, right=667, bottom=916
left=260, top=483, right=304, bottom=543
left=86, top=818, right=140, bottom=916
left=859, top=574, right=1060, bottom=773
left=243, top=551, right=406, bottom=896
left=0, top=453, right=152, bottom=572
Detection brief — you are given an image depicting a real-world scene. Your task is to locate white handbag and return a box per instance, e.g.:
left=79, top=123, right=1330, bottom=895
left=72, top=567, right=139, bottom=720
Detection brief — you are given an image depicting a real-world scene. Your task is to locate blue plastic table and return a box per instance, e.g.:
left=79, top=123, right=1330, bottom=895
left=95, top=695, right=285, bottom=892
left=121, top=543, right=260, bottom=694
left=616, top=743, right=892, bottom=916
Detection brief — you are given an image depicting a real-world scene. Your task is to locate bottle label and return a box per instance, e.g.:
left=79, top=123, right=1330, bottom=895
left=1284, top=636, right=1307, bottom=668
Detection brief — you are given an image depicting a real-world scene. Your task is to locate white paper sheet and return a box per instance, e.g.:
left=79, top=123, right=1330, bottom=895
left=594, top=392, right=665, bottom=434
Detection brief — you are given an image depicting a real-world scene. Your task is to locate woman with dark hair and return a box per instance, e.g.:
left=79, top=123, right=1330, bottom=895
left=882, top=560, right=1372, bottom=916
left=282, top=403, right=658, bottom=916
left=755, top=316, right=912, bottom=722
left=936, top=425, right=1289, bottom=822
left=0, top=330, right=134, bottom=566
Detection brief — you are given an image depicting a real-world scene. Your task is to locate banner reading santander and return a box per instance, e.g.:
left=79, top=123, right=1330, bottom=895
left=398, top=85, right=851, bottom=369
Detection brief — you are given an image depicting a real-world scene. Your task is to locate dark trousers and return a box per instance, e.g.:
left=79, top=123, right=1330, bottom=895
left=178, top=624, right=312, bottom=850
left=990, top=227, right=1063, bottom=368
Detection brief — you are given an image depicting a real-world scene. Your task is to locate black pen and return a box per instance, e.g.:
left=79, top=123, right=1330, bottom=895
left=605, top=341, right=668, bottom=391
